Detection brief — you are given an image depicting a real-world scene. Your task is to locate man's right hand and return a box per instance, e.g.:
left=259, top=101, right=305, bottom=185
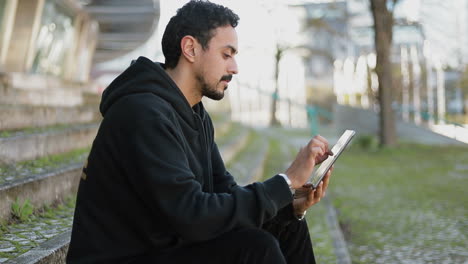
left=285, top=135, right=331, bottom=189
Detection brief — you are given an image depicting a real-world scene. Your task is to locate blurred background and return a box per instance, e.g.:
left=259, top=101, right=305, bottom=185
left=2, top=0, right=468, bottom=141
left=0, top=0, right=467, bottom=263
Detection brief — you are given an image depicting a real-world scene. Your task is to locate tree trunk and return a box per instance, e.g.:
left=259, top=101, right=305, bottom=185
left=270, top=47, right=282, bottom=126
left=370, top=0, right=397, bottom=146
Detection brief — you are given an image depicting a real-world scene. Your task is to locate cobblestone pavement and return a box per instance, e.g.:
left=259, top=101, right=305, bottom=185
left=0, top=201, right=75, bottom=262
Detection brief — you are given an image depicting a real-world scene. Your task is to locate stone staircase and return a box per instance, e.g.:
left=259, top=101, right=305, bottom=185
left=0, top=75, right=102, bottom=263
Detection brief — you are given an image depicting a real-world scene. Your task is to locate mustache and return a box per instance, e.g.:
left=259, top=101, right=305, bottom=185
left=220, top=75, right=233, bottom=82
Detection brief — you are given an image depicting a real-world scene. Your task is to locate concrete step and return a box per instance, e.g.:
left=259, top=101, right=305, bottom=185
left=0, top=87, right=84, bottom=107
left=226, top=132, right=270, bottom=186
left=1, top=72, right=81, bottom=91
left=0, top=123, right=99, bottom=163
left=0, top=104, right=101, bottom=131
left=0, top=149, right=88, bottom=222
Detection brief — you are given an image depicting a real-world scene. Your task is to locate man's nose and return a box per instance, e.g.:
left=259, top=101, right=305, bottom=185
left=228, top=59, right=238, bottom=75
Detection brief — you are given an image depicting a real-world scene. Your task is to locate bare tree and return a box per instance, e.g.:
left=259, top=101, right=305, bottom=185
left=461, top=65, right=468, bottom=116
left=370, top=0, right=399, bottom=146
left=270, top=44, right=284, bottom=126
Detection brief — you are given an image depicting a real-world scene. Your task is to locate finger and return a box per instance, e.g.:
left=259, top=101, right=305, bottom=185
left=294, top=188, right=310, bottom=199
left=310, top=146, right=325, bottom=158
left=322, top=173, right=330, bottom=191
left=314, top=182, right=323, bottom=201
left=314, top=135, right=329, bottom=152
left=324, top=168, right=332, bottom=182
left=316, top=152, right=332, bottom=164
left=309, top=138, right=326, bottom=154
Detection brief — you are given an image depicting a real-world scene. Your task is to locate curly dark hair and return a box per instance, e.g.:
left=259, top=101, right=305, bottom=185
left=161, top=0, right=239, bottom=69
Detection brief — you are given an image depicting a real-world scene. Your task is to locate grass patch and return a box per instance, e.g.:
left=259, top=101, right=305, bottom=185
left=330, top=143, right=468, bottom=263
left=11, top=199, right=34, bottom=222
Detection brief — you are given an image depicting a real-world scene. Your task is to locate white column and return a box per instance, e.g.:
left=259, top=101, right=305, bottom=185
left=424, top=42, right=435, bottom=126
left=401, top=46, right=410, bottom=122
left=410, top=45, right=422, bottom=124
left=435, top=60, right=446, bottom=124
left=0, top=0, right=18, bottom=65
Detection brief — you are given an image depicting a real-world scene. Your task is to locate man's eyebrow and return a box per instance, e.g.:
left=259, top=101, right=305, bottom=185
left=224, top=45, right=238, bottom=55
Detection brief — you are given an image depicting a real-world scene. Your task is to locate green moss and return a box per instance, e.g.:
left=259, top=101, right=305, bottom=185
left=0, top=131, right=12, bottom=137
left=0, top=252, right=12, bottom=258
left=0, top=147, right=90, bottom=183
left=0, top=123, right=76, bottom=139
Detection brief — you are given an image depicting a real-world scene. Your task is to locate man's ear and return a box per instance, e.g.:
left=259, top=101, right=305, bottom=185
left=181, top=36, right=197, bottom=63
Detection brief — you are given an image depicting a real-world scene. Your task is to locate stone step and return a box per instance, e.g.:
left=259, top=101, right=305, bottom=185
left=0, top=87, right=84, bottom=107
left=3, top=231, right=71, bottom=264
left=0, top=104, right=101, bottom=131
left=0, top=148, right=88, bottom=222
left=0, top=123, right=99, bottom=163
left=226, top=132, right=270, bottom=186
left=1, top=72, right=81, bottom=91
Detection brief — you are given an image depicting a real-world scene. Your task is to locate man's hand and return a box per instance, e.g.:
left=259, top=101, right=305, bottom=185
left=285, top=135, right=331, bottom=189
left=292, top=167, right=332, bottom=215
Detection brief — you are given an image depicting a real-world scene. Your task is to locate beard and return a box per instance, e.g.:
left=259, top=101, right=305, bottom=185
left=196, top=72, right=225, bottom=101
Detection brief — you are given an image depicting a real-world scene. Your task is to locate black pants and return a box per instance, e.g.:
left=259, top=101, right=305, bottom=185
left=137, top=220, right=316, bottom=264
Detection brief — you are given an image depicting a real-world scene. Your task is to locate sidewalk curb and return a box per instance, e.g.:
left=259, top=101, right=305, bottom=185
left=324, top=196, right=351, bottom=264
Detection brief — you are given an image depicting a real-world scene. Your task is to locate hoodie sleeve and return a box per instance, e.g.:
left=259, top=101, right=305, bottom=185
left=122, top=115, right=293, bottom=242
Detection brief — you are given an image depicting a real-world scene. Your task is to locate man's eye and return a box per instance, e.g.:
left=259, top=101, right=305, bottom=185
left=223, top=53, right=231, bottom=58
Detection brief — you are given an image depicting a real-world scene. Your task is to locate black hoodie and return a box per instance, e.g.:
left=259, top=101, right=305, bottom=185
left=67, top=57, right=294, bottom=263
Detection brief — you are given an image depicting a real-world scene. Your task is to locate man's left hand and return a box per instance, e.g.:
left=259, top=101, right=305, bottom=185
left=292, top=166, right=332, bottom=217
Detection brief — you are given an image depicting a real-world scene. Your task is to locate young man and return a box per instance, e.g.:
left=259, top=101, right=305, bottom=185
left=67, top=1, right=333, bottom=263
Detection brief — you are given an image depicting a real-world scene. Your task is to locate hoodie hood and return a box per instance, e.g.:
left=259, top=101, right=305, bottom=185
left=99, top=56, right=202, bottom=127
